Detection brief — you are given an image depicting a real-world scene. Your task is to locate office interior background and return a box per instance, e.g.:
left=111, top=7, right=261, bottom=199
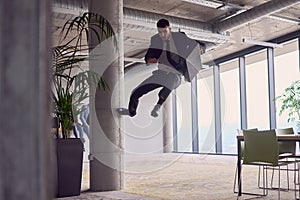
left=1, top=0, right=300, bottom=199
left=52, top=0, right=300, bottom=156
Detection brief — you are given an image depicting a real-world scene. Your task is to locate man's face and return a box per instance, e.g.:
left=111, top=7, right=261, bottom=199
left=157, top=26, right=171, bottom=41
left=200, top=47, right=205, bottom=55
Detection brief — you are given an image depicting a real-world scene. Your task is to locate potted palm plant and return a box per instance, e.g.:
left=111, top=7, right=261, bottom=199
left=52, top=12, right=116, bottom=197
left=275, top=80, right=300, bottom=132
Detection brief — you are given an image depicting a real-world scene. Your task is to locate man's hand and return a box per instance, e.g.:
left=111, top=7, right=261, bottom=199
left=146, top=58, right=158, bottom=64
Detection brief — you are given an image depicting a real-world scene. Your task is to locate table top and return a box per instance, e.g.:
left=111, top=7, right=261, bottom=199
left=237, top=134, right=300, bottom=140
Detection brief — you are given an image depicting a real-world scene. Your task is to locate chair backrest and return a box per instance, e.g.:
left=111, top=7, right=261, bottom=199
left=237, top=128, right=258, bottom=135
left=276, top=127, right=294, bottom=135
left=243, top=129, right=279, bottom=166
left=237, top=128, right=258, bottom=158
left=276, top=128, right=295, bottom=155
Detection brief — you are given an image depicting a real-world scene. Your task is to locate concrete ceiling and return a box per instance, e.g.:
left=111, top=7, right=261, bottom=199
left=52, top=0, right=300, bottom=68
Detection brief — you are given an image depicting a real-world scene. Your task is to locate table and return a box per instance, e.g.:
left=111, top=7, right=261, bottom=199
left=236, top=134, right=300, bottom=196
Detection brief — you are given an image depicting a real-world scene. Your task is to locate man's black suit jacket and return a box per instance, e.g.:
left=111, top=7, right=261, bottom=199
left=144, top=32, right=198, bottom=81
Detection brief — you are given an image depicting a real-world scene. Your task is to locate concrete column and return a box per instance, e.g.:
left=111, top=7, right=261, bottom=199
left=0, top=0, right=54, bottom=200
left=89, top=0, right=124, bottom=191
left=163, top=97, right=174, bottom=153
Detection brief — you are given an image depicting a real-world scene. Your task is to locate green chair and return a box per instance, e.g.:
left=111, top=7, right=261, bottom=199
left=269, top=128, right=296, bottom=190
left=277, top=128, right=296, bottom=159
left=239, top=129, right=289, bottom=199
left=233, top=128, right=258, bottom=193
left=275, top=128, right=300, bottom=199
left=258, top=128, right=296, bottom=191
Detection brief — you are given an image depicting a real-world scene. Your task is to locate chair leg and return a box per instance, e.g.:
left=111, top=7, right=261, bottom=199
left=258, top=166, right=268, bottom=190
left=236, top=165, right=268, bottom=197
left=295, top=161, right=300, bottom=200
left=258, top=166, right=261, bottom=188
left=271, top=167, right=275, bottom=189
left=294, top=162, right=297, bottom=199
left=260, top=165, right=268, bottom=196
left=278, top=166, right=281, bottom=200
left=258, top=166, right=266, bottom=189
left=233, top=164, right=244, bottom=194
left=233, top=165, right=238, bottom=193
left=298, top=162, right=300, bottom=199
left=287, top=164, right=290, bottom=190
left=264, top=165, right=268, bottom=196
left=234, top=165, right=267, bottom=194
left=259, top=166, right=269, bottom=195
left=270, top=166, right=285, bottom=200
left=270, top=165, right=290, bottom=191
left=298, top=161, right=300, bottom=200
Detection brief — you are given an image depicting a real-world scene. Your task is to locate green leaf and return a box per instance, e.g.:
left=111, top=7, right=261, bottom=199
left=274, top=80, right=300, bottom=123
left=52, top=12, right=116, bottom=138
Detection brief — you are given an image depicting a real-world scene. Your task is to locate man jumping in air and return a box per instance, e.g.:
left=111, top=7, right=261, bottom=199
left=118, top=18, right=205, bottom=117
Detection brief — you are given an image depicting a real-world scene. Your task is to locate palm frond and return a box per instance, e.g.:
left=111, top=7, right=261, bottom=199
left=52, top=12, right=116, bottom=138
left=59, top=12, right=117, bottom=49
left=275, top=80, right=300, bottom=123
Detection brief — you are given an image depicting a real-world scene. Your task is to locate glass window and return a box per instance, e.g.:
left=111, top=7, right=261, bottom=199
left=197, top=69, right=215, bottom=153
left=245, top=50, right=270, bottom=130
left=274, top=39, right=300, bottom=129
left=176, top=82, right=192, bottom=152
left=219, top=59, right=241, bottom=154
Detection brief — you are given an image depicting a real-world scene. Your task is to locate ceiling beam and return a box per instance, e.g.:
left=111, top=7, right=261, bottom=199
left=214, top=0, right=300, bottom=32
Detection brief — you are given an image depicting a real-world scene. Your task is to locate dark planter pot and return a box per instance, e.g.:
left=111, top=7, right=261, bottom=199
left=56, top=138, right=84, bottom=198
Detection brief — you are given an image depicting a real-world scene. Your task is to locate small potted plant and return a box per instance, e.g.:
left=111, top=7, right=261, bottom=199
left=275, top=80, right=300, bottom=132
left=52, top=12, right=116, bottom=197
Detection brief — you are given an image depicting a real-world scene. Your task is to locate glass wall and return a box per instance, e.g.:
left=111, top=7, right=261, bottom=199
left=176, top=81, right=192, bottom=152
left=173, top=35, right=299, bottom=155
left=245, top=50, right=270, bottom=130
left=219, top=59, right=241, bottom=154
left=197, top=69, right=215, bottom=153
left=274, top=39, right=300, bottom=129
